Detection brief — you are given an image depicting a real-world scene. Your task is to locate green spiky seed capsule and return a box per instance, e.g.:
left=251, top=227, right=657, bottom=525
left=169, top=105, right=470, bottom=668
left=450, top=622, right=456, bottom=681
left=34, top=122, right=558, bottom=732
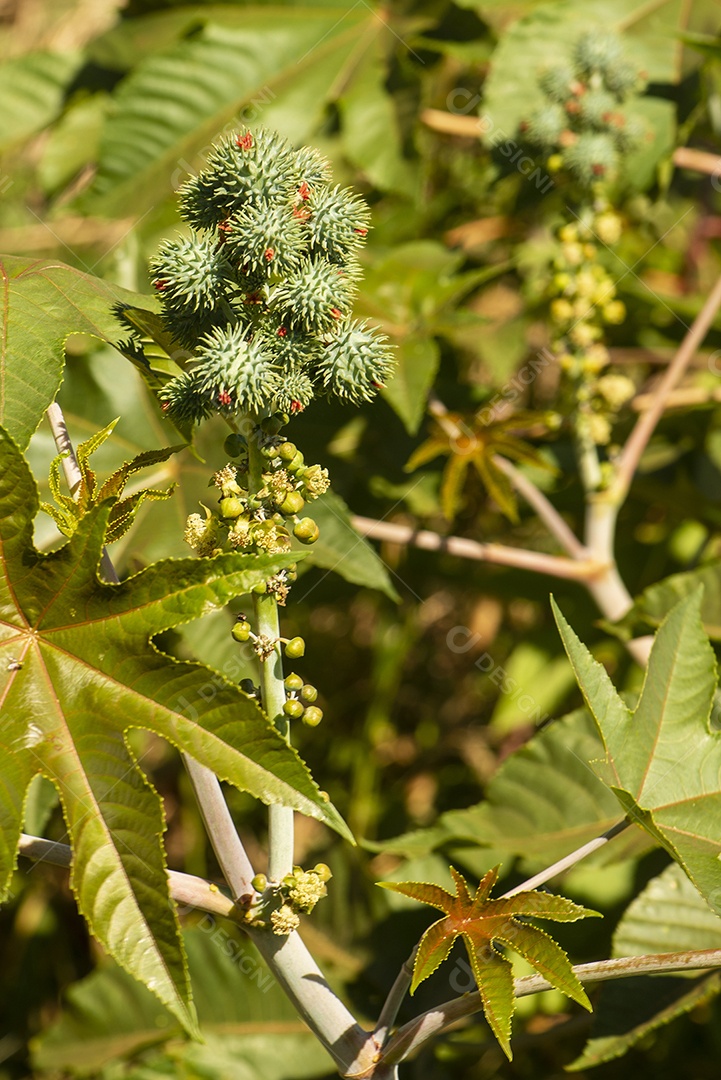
left=220, top=497, right=245, bottom=519
left=300, top=684, right=318, bottom=703
left=284, top=699, right=305, bottom=719
left=302, top=706, right=323, bottom=727
left=224, top=433, right=247, bottom=457
left=252, top=873, right=268, bottom=892
left=285, top=636, right=305, bottom=658
left=279, top=490, right=305, bottom=516
left=284, top=672, right=304, bottom=692
left=294, top=518, right=319, bottom=544
left=278, top=442, right=297, bottom=462
left=232, top=620, right=252, bottom=642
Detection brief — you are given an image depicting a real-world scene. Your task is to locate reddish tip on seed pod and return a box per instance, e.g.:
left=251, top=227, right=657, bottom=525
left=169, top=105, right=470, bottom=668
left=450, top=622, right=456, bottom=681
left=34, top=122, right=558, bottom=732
left=372, top=381, right=385, bottom=389
left=218, top=389, right=233, bottom=405
left=264, top=248, right=275, bottom=262
left=277, top=327, right=288, bottom=337
left=330, top=307, right=342, bottom=320
left=354, top=227, right=368, bottom=236
left=293, top=206, right=310, bottom=221
left=161, top=402, right=171, bottom=412
left=298, top=181, right=310, bottom=201
left=289, top=400, right=304, bottom=414
left=236, top=132, right=253, bottom=150
left=153, top=279, right=166, bottom=291
left=591, top=163, right=606, bottom=176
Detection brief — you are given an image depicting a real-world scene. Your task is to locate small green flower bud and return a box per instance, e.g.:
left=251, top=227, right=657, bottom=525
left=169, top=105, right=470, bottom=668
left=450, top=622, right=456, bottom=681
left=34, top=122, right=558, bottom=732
left=278, top=442, right=297, bottom=462
left=261, top=442, right=280, bottom=458
left=252, top=873, right=268, bottom=892
left=220, top=496, right=245, bottom=519
left=232, top=620, right=252, bottom=642
left=284, top=672, right=304, bottom=692
left=286, top=565, right=298, bottom=582
left=314, top=863, right=332, bottom=882
left=302, top=705, right=323, bottom=726
left=261, top=414, right=285, bottom=436
left=300, top=684, right=318, bottom=703
left=224, top=433, right=247, bottom=457
left=293, top=518, right=319, bottom=544
left=279, top=490, right=306, bottom=516
left=286, top=451, right=305, bottom=473
left=252, top=580, right=267, bottom=594
left=284, top=699, right=305, bottom=719
left=285, top=636, right=305, bottom=659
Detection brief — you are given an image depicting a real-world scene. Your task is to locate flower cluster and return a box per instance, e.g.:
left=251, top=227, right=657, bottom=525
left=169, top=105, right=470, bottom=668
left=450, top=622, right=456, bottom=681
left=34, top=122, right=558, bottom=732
left=152, top=128, right=394, bottom=422
left=547, top=211, right=635, bottom=445
left=520, top=30, right=647, bottom=189
left=246, top=864, right=332, bottom=936
left=184, top=433, right=327, bottom=591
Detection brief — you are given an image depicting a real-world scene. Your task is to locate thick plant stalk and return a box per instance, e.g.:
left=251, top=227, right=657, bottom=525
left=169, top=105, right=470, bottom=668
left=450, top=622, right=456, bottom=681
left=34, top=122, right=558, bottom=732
left=245, top=422, right=295, bottom=881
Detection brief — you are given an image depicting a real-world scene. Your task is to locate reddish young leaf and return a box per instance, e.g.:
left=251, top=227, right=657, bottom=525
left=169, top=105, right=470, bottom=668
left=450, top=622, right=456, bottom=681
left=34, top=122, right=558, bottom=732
left=380, top=865, right=599, bottom=1059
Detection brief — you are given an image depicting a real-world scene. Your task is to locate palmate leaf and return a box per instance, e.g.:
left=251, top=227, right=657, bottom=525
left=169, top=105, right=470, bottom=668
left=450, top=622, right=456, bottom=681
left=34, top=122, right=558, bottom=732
left=553, top=589, right=721, bottom=917
left=0, top=426, right=350, bottom=1035
left=0, top=255, right=161, bottom=450
left=380, top=865, right=598, bottom=1059
left=569, top=863, right=721, bottom=1070
left=41, top=418, right=182, bottom=543
left=405, top=410, right=555, bottom=522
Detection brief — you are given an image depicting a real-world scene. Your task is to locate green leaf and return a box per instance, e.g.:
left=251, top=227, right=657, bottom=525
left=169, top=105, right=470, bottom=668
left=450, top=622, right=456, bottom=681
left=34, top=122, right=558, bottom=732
left=301, top=489, right=399, bottom=600
left=370, top=708, right=645, bottom=867
left=381, top=336, right=440, bottom=437
left=0, top=51, right=82, bottom=151
left=41, top=418, right=181, bottom=544
left=80, top=7, right=375, bottom=215
left=337, top=29, right=416, bottom=195
left=0, top=256, right=160, bottom=449
left=0, top=427, right=350, bottom=1033
left=553, top=591, right=721, bottom=916
left=380, top=865, right=598, bottom=1059
left=569, top=863, right=721, bottom=1069
left=615, top=561, right=721, bottom=640
left=32, top=925, right=334, bottom=1079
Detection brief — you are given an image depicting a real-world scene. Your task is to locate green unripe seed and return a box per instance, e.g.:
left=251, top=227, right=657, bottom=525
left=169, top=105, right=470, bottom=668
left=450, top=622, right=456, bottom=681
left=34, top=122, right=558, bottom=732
left=224, top=433, right=247, bottom=457
left=285, top=636, right=306, bottom=659
left=300, top=684, right=318, bottom=703
left=232, top=620, right=252, bottom=642
left=219, top=497, right=245, bottom=519
left=302, top=706, right=323, bottom=727
left=294, top=518, right=319, bottom=544
left=284, top=672, right=304, bottom=692
left=280, top=490, right=306, bottom=516
left=278, top=442, right=297, bottom=462
left=252, top=873, right=268, bottom=892
left=314, top=863, right=332, bottom=882
left=252, top=581, right=267, bottom=594
left=283, top=698, right=305, bottom=720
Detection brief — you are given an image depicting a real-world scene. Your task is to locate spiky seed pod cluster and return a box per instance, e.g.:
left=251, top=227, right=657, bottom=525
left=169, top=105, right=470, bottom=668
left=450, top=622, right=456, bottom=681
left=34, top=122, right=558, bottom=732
left=521, top=29, right=647, bottom=189
left=149, top=127, right=393, bottom=422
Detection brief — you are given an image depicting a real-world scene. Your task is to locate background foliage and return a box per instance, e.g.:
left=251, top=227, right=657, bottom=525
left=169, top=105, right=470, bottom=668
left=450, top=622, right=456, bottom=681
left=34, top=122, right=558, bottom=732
left=2, top=0, right=721, bottom=1077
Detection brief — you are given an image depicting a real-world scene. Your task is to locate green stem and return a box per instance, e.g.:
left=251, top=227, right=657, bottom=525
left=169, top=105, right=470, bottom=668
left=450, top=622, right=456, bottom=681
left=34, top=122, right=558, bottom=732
left=245, top=418, right=294, bottom=881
